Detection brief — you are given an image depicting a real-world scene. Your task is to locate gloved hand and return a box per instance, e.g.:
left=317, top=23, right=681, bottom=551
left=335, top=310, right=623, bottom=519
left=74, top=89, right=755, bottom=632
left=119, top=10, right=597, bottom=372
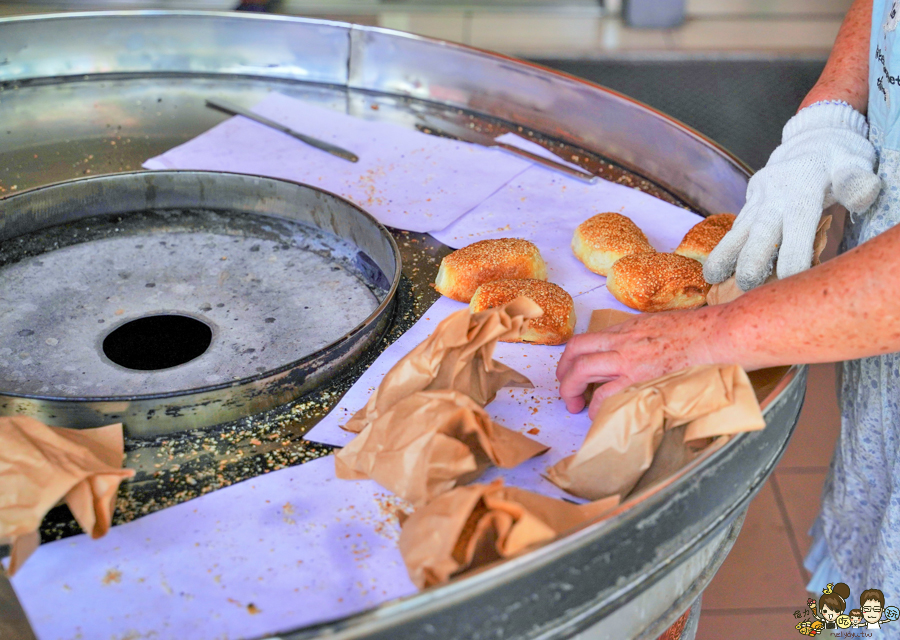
left=704, top=102, right=882, bottom=291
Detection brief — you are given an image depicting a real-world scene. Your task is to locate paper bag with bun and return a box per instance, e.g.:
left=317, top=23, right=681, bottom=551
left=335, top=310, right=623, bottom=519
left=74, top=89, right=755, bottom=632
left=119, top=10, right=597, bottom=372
left=335, top=390, right=548, bottom=506
left=707, top=214, right=832, bottom=305
left=398, top=479, right=619, bottom=589
left=0, top=417, right=135, bottom=575
left=546, top=364, right=765, bottom=501
left=343, top=297, right=543, bottom=434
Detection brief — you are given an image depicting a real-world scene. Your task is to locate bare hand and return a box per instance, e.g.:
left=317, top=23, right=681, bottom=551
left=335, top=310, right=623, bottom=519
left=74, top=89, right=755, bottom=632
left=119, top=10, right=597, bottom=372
left=556, top=307, right=725, bottom=418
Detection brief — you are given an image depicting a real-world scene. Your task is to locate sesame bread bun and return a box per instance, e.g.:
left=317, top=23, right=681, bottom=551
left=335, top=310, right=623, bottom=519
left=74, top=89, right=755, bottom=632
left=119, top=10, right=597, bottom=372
left=469, top=279, right=575, bottom=345
left=572, top=212, right=655, bottom=276
left=674, top=213, right=736, bottom=264
left=434, top=239, right=547, bottom=303
left=607, top=252, right=710, bottom=312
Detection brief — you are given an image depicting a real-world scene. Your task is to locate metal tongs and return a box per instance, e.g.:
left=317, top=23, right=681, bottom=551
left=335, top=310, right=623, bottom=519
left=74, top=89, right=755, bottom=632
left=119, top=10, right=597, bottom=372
left=415, top=123, right=598, bottom=183
left=205, top=98, right=359, bottom=163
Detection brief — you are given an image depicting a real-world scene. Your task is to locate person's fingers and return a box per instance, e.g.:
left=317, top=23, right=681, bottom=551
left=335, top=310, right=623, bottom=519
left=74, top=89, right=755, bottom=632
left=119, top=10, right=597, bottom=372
left=587, top=377, right=633, bottom=419
left=775, top=201, right=822, bottom=280
left=734, top=207, right=782, bottom=291
left=558, top=351, right=622, bottom=414
left=832, top=166, right=882, bottom=214
left=703, top=200, right=758, bottom=284
left=703, top=227, right=745, bottom=284
left=556, top=331, right=612, bottom=383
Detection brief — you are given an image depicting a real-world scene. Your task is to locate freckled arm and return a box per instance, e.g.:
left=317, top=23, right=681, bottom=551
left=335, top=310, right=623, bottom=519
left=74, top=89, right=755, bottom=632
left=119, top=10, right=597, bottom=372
left=708, top=221, right=900, bottom=369
left=799, top=0, right=871, bottom=113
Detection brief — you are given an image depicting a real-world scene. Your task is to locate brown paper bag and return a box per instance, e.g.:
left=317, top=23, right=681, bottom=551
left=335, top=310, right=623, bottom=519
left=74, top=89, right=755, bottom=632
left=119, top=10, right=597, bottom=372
left=0, top=417, right=134, bottom=575
left=335, top=390, right=548, bottom=506
left=588, top=309, right=638, bottom=332
left=343, top=297, right=543, bottom=434
left=546, top=364, right=765, bottom=501
left=398, top=479, right=619, bottom=588
left=707, top=214, right=832, bottom=305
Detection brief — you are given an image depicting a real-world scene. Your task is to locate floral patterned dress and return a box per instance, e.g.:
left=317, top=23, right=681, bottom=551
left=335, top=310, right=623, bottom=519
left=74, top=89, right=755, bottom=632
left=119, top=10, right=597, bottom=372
left=805, top=1, right=900, bottom=616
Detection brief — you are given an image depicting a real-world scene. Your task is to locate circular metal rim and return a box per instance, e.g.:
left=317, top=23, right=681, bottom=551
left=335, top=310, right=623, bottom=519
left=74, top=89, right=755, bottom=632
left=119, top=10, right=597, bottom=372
left=0, top=170, right=402, bottom=404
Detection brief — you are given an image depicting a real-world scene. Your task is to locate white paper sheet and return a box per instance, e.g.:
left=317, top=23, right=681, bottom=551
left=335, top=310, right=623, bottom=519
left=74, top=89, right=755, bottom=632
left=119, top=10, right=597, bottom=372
left=304, top=287, right=635, bottom=500
left=10, top=457, right=416, bottom=640
left=144, top=93, right=532, bottom=233
left=430, top=168, right=704, bottom=295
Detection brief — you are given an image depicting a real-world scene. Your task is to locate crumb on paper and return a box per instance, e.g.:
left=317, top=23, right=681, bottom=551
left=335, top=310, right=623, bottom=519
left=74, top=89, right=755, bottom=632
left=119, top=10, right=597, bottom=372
left=246, top=603, right=262, bottom=615
left=527, top=427, right=540, bottom=435
left=102, top=569, right=122, bottom=585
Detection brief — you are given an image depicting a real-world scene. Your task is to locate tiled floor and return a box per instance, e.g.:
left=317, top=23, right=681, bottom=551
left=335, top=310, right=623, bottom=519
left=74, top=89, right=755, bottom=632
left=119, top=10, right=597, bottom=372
left=0, top=1, right=848, bottom=57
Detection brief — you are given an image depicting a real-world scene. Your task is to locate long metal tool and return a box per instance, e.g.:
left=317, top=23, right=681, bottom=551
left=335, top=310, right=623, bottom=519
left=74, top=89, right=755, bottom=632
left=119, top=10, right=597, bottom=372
left=416, top=123, right=598, bottom=183
left=205, top=98, right=359, bottom=162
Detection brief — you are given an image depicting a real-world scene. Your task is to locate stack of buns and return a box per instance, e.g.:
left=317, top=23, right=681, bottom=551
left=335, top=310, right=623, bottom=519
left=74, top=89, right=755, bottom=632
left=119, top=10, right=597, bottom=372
left=434, top=238, right=574, bottom=345
left=571, top=211, right=734, bottom=312
left=432, top=210, right=733, bottom=334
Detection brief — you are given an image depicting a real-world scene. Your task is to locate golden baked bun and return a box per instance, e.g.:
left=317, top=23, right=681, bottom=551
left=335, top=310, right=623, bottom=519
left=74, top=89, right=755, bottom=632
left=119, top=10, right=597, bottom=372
left=469, top=279, right=575, bottom=345
left=434, top=239, right=547, bottom=303
left=607, top=252, right=710, bottom=312
left=674, top=213, right=736, bottom=264
left=572, top=212, right=655, bottom=276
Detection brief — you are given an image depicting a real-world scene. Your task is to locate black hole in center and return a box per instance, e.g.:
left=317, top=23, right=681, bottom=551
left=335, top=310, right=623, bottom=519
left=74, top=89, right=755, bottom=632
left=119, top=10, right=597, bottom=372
left=102, top=314, right=212, bottom=371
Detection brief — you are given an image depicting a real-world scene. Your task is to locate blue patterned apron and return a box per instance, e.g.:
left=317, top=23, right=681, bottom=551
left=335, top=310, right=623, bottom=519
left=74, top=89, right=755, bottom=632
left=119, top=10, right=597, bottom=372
left=804, top=0, right=900, bottom=617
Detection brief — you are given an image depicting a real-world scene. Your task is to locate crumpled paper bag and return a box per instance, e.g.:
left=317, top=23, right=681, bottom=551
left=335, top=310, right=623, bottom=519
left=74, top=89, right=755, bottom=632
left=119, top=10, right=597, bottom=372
left=707, top=214, right=832, bottom=305
left=335, top=390, right=548, bottom=506
left=343, top=297, right=542, bottom=434
left=398, top=479, right=619, bottom=588
left=0, top=417, right=134, bottom=575
left=546, top=364, right=765, bottom=500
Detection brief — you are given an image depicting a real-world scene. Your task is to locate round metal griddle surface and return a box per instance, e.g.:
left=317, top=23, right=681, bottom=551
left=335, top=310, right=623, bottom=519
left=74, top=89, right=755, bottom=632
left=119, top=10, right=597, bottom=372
left=0, top=171, right=400, bottom=437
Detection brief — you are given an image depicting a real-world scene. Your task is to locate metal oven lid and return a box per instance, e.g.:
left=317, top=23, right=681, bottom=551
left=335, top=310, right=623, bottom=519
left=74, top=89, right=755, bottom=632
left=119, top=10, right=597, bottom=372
left=0, top=170, right=401, bottom=437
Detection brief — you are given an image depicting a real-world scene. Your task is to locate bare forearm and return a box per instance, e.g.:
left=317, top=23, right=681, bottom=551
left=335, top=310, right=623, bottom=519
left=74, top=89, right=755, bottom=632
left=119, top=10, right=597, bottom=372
left=799, top=0, right=871, bottom=113
left=710, top=224, right=900, bottom=369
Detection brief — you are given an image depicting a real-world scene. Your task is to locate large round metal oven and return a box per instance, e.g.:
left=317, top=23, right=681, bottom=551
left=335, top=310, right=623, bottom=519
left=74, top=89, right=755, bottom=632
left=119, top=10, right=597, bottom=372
left=0, top=12, right=805, bottom=640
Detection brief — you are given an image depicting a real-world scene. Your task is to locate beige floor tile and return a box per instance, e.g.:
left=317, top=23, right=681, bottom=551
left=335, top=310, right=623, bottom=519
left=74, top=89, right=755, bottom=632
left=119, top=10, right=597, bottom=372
left=669, top=17, right=842, bottom=51
left=779, top=363, right=841, bottom=470
left=776, top=469, right=828, bottom=559
left=686, top=0, right=852, bottom=18
left=696, top=610, right=808, bottom=640
left=468, top=14, right=669, bottom=56
left=703, top=481, right=809, bottom=610
left=377, top=11, right=467, bottom=43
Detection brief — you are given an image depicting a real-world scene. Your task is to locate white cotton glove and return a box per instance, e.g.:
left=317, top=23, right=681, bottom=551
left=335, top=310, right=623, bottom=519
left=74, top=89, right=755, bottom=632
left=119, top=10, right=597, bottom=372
left=704, top=102, right=882, bottom=291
